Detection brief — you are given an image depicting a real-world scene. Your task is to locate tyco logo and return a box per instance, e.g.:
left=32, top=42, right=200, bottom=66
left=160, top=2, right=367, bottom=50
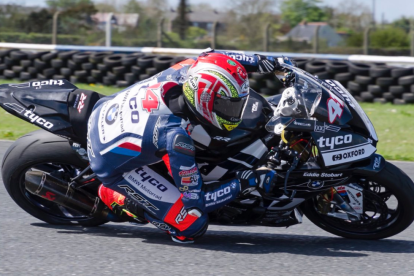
left=205, top=186, right=231, bottom=202
left=317, top=135, right=352, bottom=150
left=23, top=110, right=54, bottom=129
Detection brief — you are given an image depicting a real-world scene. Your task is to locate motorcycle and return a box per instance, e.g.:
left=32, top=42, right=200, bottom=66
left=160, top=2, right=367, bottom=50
left=1, top=60, right=414, bottom=239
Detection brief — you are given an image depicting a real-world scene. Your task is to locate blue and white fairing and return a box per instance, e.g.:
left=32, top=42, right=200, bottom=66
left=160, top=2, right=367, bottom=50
left=266, top=64, right=378, bottom=167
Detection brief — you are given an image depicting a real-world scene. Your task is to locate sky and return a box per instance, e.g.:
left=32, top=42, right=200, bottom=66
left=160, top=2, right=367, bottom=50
left=6, top=0, right=414, bottom=22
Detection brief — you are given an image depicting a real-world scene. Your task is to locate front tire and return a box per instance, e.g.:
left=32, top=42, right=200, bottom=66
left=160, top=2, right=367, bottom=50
left=303, top=161, right=414, bottom=239
left=2, top=130, right=108, bottom=226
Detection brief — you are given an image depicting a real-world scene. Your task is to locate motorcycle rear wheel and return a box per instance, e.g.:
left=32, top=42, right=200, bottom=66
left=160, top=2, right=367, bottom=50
left=2, top=130, right=108, bottom=227
left=302, top=161, right=414, bottom=239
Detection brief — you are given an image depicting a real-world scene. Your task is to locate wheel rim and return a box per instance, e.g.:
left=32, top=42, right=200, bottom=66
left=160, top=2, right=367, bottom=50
left=310, top=178, right=402, bottom=235
left=18, top=162, right=93, bottom=222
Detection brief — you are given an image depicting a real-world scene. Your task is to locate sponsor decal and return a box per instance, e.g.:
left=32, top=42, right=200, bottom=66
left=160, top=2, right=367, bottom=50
left=32, top=79, right=64, bottom=90
left=327, top=97, right=344, bottom=124
left=223, top=124, right=237, bottom=131
left=77, top=93, right=87, bottom=113
left=128, top=96, right=140, bottom=124
left=205, top=183, right=236, bottom=207
left=335, top=186, right=347, bottom=195
left=325, top=80, right=356, bottom=108
left=179, top=165, right=198, bottom=177
left=314, top=122, right=341, bottom=133
left=151, top=221, right=172, bottom=231
left=44, top=191, right=56, bottom=201
left=307, top=181, right=324, bottom=189
left=153, top=117, right=161, bottom=148
left=252, top=102, right=259, bottom=112
left=213, top=136, right=231, bottom=142
left=4, top=103, right=25, bottom=113
left=237, top=67, right=247, bottom=80
left=9, top=82, right=31, bottom=88
left=317, top=134, right=352, bottom=150
left=128, top=168, right=168, bottom=197
left=181, top=175, right=199, bottom=186
left=293, top=120, right=311, bottom=127
left=179, top=186, right=189, bottom=192
left=105, top=103, right=119, bottom=125
left=175, top=142, right=195, bottom=153
left=23, top=110, right=54, bottom=129
left=200, top=91, right=211, bottom=102
left=227, top=59, right=237, bottom=66
left=188, top=75, right=198, bottom=90
left=183, top=192, right=199, bottom=200
left=225, top=53, right=254, bottom=64
left=175, top=207, right=188, bottom=224
left=348, top=183, right=364, bottom=192
left=373, top=156, right=381, bottom=170
left=118, top=185, right=159, bottom=212
left=332, top=148, right=365, bottom=162
left=303, top=172, right=343, bottom=178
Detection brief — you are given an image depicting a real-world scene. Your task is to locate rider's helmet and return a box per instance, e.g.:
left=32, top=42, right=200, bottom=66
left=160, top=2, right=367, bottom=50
left=183, top=53, right=250, bottom=131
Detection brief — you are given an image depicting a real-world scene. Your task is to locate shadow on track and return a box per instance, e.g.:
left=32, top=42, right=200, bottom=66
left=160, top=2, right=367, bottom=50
left=31, top=223, right=414, bottom=258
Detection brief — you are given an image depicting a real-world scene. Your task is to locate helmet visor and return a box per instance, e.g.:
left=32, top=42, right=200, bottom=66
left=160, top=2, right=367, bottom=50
left=213, top=95, right=249, bottom=122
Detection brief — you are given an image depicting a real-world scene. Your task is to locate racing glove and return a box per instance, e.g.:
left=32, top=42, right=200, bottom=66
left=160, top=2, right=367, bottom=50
left=237, top=167, right=277, bottom=196
left=255, top=55, right=280, bottom=74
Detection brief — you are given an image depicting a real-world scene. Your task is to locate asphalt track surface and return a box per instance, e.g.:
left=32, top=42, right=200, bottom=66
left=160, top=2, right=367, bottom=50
left=1, top=140, right=414, bottom=276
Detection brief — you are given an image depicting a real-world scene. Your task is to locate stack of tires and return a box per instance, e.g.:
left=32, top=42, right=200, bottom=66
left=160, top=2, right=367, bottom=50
left=0, top=49, right=187, bottom=88
left=1, top=49, right=414, bottom=104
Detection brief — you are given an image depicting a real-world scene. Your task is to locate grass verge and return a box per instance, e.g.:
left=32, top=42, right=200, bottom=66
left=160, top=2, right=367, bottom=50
left=0, top=80, right=413, bottom=161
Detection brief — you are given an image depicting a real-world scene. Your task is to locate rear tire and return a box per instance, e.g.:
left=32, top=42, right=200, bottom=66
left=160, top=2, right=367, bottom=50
left=303, top=161, right=414, bottom=239
left=2, top=130, right=108, bottom=226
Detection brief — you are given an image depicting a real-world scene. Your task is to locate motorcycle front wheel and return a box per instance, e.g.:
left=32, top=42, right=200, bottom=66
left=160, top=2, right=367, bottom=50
left=302, top=161, right=414, bottom=239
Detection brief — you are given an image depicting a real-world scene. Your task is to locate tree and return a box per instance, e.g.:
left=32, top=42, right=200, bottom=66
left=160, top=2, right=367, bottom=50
left=46, top=0, right=94, bottom=10
left=224, top=0, right=279, bottom=50
left=370, top=27, right=409, bottom=48
left=392, top=17, right=413, bottom=33
left=172, top=0, right=190, bottom=40
left=18, top=9, right=53, bottom=33
left=325, top=0, right=372, bottom=32
left=280, top=0, right=327, bottom=27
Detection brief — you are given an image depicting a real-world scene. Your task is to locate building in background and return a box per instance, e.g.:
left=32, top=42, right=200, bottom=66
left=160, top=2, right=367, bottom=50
left=91, top=13, right=139, bottom=32
left=165, top=8, right=225, bottom=34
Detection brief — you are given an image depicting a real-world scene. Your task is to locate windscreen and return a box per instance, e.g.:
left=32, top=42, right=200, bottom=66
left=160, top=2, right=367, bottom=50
left=272, top=64, right=322, bottom=120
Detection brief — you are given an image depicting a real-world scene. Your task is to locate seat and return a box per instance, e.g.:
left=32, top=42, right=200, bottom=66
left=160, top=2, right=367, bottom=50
left=67, top=89, right=105, bottom=145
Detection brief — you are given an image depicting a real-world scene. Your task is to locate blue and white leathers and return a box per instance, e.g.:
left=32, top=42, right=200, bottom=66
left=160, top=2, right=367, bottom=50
left=87, top=51, right=269, bottom=238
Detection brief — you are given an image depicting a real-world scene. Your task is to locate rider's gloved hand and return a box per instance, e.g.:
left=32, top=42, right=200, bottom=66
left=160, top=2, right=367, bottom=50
left=255, top=55, right=280, bottom=74
left=236, top=167, right=277, bottom=196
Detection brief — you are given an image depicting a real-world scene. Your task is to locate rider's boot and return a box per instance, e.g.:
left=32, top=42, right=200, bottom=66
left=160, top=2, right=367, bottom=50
left=98, top=184, right=147, bottom=224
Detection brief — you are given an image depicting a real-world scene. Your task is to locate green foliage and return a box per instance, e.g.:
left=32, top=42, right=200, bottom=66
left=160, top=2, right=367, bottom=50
left=46, top=0, right=94, bottom=10
left=280, top=0, right=328, bottom=27
left=346, top=32, right=363, bottom=47
left=172, top=0, right=190, bottom=39
left=17, top=9, right=53, bottom=34
left=392, top=16, right=412, bottom=33
left=370, top=27, right=409, bottom=48
left=187, top=26, right=207, bottom=40
left=0, top=32, right=86, bottom=45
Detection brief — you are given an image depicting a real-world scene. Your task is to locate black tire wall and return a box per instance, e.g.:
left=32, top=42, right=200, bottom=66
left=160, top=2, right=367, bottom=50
left=0, top=50, right=413, bottom=104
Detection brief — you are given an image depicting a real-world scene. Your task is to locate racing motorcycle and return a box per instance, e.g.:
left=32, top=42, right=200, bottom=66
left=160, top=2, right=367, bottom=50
left=1, top=60, right=414, bottom=240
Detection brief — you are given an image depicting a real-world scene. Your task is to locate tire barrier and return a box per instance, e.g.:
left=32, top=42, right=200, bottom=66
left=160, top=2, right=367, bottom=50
left=0, top=50, right=413, bottom=104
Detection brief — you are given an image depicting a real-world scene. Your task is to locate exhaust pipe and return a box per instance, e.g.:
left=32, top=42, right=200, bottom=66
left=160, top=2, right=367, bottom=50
left=25, top=171, right=108, bottom=218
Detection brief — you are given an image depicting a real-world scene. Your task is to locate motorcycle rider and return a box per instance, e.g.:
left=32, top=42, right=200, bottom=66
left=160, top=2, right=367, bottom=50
left=88, top=49, right=281, bottom=243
